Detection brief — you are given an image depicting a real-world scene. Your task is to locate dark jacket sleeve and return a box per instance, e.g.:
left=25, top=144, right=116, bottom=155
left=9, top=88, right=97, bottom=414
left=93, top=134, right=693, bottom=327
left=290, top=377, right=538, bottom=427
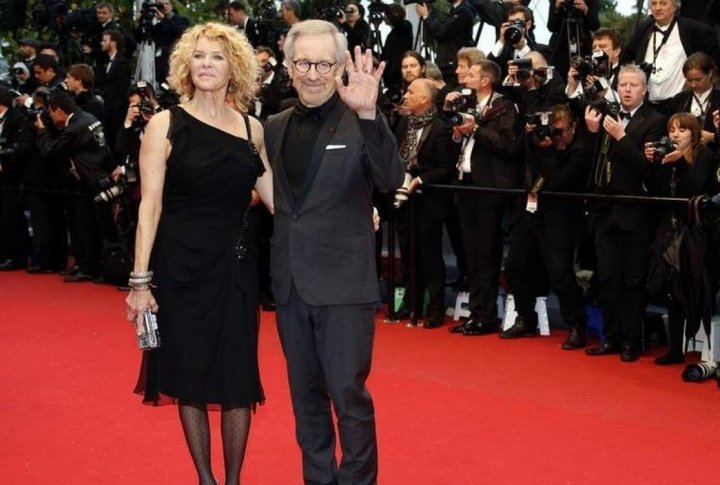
left=424, top=6, right=474, bottom=43
left=474, top=98, right=522, bottom=159
left=359, top=113, right=405, bottom=192
left=415, top=120, right=459, bottom=184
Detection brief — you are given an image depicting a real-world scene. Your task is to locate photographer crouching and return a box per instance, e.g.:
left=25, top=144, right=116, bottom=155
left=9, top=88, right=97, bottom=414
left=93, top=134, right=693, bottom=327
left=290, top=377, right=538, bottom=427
left=35, top=90, right=113, bottom=282
left=502, top=104, right=591, bottom=348
left=393, top=78, right=459, bottom=327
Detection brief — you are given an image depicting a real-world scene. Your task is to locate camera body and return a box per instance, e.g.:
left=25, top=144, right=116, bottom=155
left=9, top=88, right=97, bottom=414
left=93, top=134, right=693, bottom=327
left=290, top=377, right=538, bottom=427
left=526, top=111, right=555, bottom=145
left=444, top=88, right=477, bottom=127
left=394, top=173, right=413, bottom=209
left=570, top=50, right=610, bottom=80
left=509, top=57, right=534, bottom=81
left=368, top=0, right=386, bottom=25
left=504, top=19, right=526, bottom=45
left=650, top=136, right=676, bottom=164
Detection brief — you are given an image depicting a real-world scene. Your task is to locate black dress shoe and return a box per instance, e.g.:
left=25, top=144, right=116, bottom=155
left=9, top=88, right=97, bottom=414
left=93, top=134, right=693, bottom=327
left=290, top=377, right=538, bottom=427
left=423, top=318, right=444, bottom=329
left=654, top=352, right=685, bottom=365
left=393, top=308, right=411, bottom=320
left=0, top=259, right=25, bottom=271
left=63, top=272, right=97, bottom=283
left=60, top=265, right=80, bottom=276
left=499, top=317, right=537, bottom=339
left=26, top=265, right=59, bottom=274
left=448, top=321, right=470, bottom=333
left=462, top=319, right=498, bottom=336
left=620, top=344, right=640, bottom=362
left=586, top=341, right=621, bottom=356
left=561, top=328, right=587, bottom=350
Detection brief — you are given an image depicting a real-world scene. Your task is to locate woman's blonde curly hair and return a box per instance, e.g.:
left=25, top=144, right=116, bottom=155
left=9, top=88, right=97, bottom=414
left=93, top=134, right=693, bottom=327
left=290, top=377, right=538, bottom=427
left=167, top=22, right=259, bottom=111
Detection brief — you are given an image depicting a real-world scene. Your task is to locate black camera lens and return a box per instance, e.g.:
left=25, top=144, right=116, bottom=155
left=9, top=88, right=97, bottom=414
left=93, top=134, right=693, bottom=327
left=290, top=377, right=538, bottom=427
left=504, top=25, right=524, bottom=45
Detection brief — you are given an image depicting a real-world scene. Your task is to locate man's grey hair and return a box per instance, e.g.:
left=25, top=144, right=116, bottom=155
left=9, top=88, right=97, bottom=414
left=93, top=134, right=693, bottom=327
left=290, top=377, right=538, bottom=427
left=424, top=62, right=443, bottom=81
left=618, top=63, right=648, bottom=86
left=284, top=20, right=348, bottom=67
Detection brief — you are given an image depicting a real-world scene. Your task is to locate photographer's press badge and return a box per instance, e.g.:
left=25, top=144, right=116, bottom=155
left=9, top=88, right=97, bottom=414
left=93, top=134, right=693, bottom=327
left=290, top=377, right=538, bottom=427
left=526, top=193, right=538, bottom=214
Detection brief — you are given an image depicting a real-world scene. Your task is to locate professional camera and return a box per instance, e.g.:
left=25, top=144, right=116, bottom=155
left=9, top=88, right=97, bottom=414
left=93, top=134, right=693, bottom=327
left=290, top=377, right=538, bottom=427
left=444, top=88, right=476, bottom=127
left=139, top=1, right=162, bottom=33
left=94, top=174, right=126, bottom=203
left=368, top=0, right=387, bottom=26
left=383, top=86, right=404, bottom=105
left=576, top=94, right=620, bottom=118
left=526, top=112, right=554, bottom=145
left=130, top=80, right=162, bottom=131
left=570, top=50, right=610, bottom=80
left=394, top=173, right=413, bottom=209
left=509, top=58, right=534, bottom=81
left=650, top=136, right=676, bottom=164
left=503, top=19, right=525, bottom=45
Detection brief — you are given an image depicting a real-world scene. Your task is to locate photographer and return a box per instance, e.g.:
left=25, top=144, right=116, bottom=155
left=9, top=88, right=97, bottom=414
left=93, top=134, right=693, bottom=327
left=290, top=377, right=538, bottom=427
left=65, top=63, right=103, bottom=120
left=380, top=3, right=413, bottom=91
left=470, top=0, right=531, bottom=41
left=441, top=47, right=485, bottom=112
left=338, top=2, right=370, bottom=54
left=645, top=113, right=719, bottom=365
left=393, top=78, right=459, bottom=328
left=504, top=51, right=567, bottom=117
left=10, top=62, right=38, bottom=96
left=35, top=90, right=112, bottom=282
left=134, top=0, right=190, bottom=84
left=583, top=64, right=667, bottom=362
left=502, top=105, right=591, bottom=348
left=252, top=46, right=291, bottom=121
left=547, top=0, right=600, bottom=82
left=228, top=1, right=261, bottom=47
left=0, top=87, right=34, bottom=271
left=80, top=3, right=136, bottom=69
left=566, top=28, right=623, bottom=105
left=33, top=54, right=64, bottom=89
left=415, top=0, right=475, bottom=87
left=450, top=59, right=523, bottom=336
left=488, top=6, right=551, bottom=79
left=623, top=0, right=720, bottom=114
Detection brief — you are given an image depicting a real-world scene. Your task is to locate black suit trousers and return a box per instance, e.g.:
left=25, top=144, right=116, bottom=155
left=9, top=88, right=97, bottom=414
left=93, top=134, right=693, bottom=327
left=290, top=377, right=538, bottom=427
left=27, top=191, right=67, bottom=269
left=276, top=284, right=378, bottom=485
left=594, top=213, right=651, bottom=345
left=505, top=214, right=587, bottom=328
left=0, top=187, right=30, bottom=264
left=456, top=193, right=506, bottom=324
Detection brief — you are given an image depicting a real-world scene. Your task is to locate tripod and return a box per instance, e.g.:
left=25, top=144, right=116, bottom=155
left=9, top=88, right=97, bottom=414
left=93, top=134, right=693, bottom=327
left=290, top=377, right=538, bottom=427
left=368, top=21, right=384, bottom=57
left=414, top=13, right=435, bottom=63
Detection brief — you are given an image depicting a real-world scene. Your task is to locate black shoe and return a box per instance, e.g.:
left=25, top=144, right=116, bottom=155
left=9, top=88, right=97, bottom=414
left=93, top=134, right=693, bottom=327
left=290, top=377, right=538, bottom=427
left=423, top=317, right=444, bottom=329
left=393, top=308, right=411, bottom=320
left=60, top=265, right=80, bottom=276
left=0, top=259, right=26, bottom=271
left=586, top=341, right=621, bottom=356
left=562, top=328, right=587, bottom=350
left=654, top=352, right=684, bottom=365
left=26, top=265, right=58, bottom=274
left=448, top=320, right=470, bottom=333
left=462, top=319, right=498, bottom=336
left=620, top=344, right=640, bottom=362
left=499, top=317, right=537, bottom=339
left=63, top=272, right=96, bottom=283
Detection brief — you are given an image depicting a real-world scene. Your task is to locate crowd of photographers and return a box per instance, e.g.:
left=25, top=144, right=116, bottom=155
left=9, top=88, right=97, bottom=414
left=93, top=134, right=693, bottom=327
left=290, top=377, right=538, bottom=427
left=3, top=0, right=720, bottom=373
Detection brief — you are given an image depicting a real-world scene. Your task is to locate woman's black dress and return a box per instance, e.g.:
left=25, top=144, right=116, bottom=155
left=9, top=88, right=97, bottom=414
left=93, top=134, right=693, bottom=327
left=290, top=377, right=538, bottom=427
left=135, top=107, right=265, bottom=408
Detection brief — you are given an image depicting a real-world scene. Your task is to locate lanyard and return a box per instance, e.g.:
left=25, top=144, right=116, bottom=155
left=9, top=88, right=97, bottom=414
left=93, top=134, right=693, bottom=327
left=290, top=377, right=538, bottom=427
left=650, top=17, right=677, bottom=73
left=692, top=91, right=709, bottom=123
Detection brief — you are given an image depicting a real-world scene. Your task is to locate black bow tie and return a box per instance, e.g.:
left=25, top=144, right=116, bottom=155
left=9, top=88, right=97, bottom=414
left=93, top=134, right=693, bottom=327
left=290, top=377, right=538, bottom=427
left=653, top=25, right=669, bottom=34
left=293, top=103, right=323, bottom=121
left=618, top=111, right=632, bottom=121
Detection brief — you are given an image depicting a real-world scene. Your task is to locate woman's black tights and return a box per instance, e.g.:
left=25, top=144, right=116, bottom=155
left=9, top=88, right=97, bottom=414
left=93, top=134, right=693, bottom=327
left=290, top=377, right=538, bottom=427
left=178, top=402, right=251, bottom=485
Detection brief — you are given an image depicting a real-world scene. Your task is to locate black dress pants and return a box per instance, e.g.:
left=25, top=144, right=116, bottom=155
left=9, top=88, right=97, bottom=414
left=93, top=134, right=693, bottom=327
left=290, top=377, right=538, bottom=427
left=457, top=194, right=506, bottom=324
left=505, top=214, right=587, bottom=328
left=276, top=285, right=378, bottom=485
left=27, top=190, right=68, bottom=269
left=0, top=186, right=30, bottom=265
left=594, top=216, right=651, bottom=346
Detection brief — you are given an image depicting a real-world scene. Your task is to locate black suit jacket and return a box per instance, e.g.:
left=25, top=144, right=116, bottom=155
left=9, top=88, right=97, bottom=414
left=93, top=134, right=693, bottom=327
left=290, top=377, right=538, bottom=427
left=423, top=1, right=475, bottom=74
left=590, top=102, right=667, bottom=231
left=395, top=115, right=459, bottom=219
left=0, top=107, right=34, bottom=186
left=97, top=54, right=131, bottom=115
left=265, top=102, right=404, bottom=306
left=623, top=16, right=720, bottom=73
left=666, top=88, right=720, bottom=134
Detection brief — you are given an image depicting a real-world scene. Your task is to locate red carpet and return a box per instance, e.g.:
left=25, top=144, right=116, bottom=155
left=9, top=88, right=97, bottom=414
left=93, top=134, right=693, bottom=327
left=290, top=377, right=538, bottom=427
left=2, top=271, right=719, bottom=484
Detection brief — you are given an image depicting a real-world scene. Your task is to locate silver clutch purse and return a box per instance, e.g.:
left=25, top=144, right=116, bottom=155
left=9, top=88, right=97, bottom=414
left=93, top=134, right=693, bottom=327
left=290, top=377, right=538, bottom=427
left=137, top=308, right=161, bottom=350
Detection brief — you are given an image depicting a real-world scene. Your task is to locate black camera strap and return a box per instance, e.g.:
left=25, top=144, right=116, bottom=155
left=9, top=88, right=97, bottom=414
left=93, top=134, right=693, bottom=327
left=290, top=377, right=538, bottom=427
left=650, top=17, right=677, bottom=73
left=692, top=91, right=710, bottom=124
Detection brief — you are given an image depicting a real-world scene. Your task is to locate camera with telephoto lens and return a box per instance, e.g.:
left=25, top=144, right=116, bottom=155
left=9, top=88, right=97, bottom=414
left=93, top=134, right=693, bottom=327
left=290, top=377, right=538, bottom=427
left=368, top=0, right=386, bottom=26
left=576, top=93, right=620, bottom=118
left=650, top=136, right=676, bottom=164
left=571, top=50, right=610, bottom=80
left=503, top=19, right=525, bottom=45
left=394, top=173, right=413, bottom=209
left=130, top=80, right=161, bottom=131
left=526, top=112, right=555, bottom=145
left=444, top=88, right=476, bottom=127
left=94, top=174, right=126, bottom=203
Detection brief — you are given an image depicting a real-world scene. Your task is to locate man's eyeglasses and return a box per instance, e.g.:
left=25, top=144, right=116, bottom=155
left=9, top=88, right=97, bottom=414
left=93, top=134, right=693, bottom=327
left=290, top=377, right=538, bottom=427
left=292, top=59, right=336, bottom=74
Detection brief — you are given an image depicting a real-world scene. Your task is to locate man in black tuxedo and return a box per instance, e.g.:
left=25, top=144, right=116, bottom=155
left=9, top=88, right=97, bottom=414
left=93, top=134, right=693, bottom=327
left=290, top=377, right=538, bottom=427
left=394, top=78, right=459, bottom=328
left=97, top=30, right=131, bottom=160
left=80, top=3, right=137, bottom=68
left=502, top=104, right=591, bottom=348
left=623, top=0, right=720, bottom=113
left=134, top=0, right=190, bottom=83
left=584, top=64, right=667, bottom=362
left=0, top=87, right=34, bottom=270
left=415, top=0, right=475, bottom=87
left=228, top=1, right=261, bottom=47
left=450, top=59, right=524, bottom=336
left=264, top=20, right=404, bottom=485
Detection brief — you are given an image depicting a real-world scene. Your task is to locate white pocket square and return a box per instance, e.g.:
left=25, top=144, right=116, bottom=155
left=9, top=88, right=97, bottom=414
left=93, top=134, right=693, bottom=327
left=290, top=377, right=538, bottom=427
left=326, top=144, right=347, bottom=150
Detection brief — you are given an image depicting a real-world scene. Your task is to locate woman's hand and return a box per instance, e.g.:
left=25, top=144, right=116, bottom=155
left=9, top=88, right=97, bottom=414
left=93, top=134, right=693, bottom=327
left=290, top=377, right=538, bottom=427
left=126, top=289, right=159, bottom=335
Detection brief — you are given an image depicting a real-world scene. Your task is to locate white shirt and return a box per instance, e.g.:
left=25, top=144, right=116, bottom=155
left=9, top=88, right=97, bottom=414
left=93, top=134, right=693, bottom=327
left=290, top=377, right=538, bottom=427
left=645, top=23, right=687, bottom=101
left=690, top=87, right=712, bottom=118
left=459, top=94, right=491, bottom=174
left=491, top=40, right=531, bottom=60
